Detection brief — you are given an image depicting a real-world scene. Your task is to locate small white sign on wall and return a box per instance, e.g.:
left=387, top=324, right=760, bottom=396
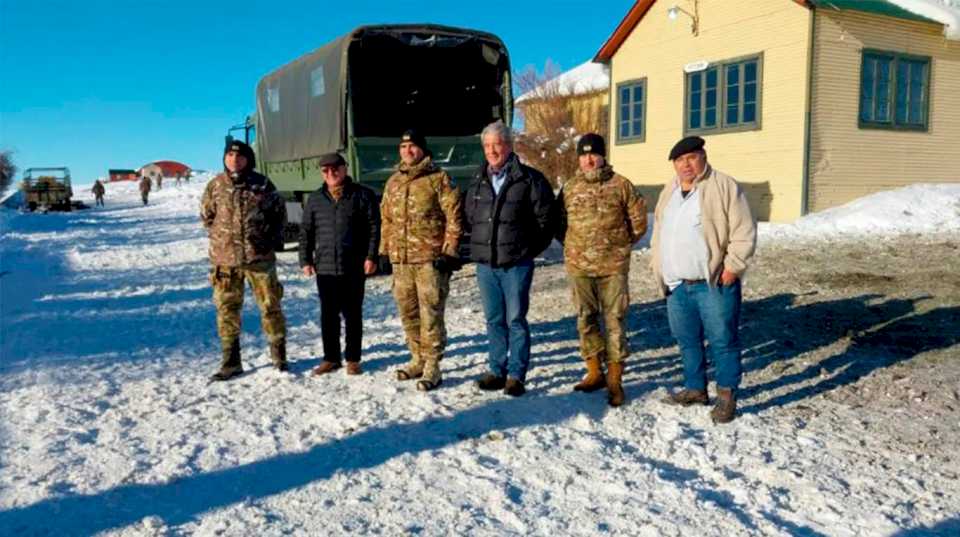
left=683, top=60, right=710, bottom=73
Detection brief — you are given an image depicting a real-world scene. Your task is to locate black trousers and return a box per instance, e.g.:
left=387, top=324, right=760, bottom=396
left=316, top=272, right=366, bottom=363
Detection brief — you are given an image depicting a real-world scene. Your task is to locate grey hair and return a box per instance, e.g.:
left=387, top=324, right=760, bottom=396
left=481, top=120, right=513, bottom=146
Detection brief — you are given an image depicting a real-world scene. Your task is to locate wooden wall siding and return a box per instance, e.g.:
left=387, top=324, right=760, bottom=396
left=608, top=0, right=811, bottom=221
left=808, top=9, right=960, bottom=213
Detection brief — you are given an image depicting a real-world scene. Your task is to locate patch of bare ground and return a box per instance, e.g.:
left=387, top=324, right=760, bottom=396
left=622, top=234, right=960, bottom=465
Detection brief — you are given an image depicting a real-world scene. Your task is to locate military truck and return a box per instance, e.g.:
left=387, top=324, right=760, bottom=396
left=245, top=24, right=513, bottom=231
left=20, top=167, right=74, bottom=212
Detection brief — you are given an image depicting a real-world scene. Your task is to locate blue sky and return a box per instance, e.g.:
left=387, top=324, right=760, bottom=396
left=0, top=0, right=634, bottom=188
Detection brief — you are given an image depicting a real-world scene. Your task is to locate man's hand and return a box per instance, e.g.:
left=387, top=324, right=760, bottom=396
left=720, top=269, right=738, bottom=286
left=302, top=265, right=316, bottom=277
left=364, top=259, right=377, bottom=275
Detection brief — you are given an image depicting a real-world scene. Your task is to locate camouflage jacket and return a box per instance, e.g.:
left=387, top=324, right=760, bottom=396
left=557, top=166, right=647, bottom=277
left=379, top=156, right=462, bottom=264
left=200, top=170, right=287, bottom=267
left=139, top=177, right=152, bottom=194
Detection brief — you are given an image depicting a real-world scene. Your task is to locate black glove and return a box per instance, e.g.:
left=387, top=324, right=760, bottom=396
left=432, top=255, right=463, bottom=274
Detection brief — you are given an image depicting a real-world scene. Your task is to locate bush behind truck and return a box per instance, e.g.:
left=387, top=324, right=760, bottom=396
left=227, top=24, right=513, bottom=244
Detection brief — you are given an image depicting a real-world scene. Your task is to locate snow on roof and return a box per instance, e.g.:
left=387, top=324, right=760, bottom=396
left=517, top=61, right=609, bottom=103
left=888, top=0, right=960, bottom=39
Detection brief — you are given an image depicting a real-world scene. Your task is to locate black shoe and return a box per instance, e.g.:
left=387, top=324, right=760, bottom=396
left=275, top=362, right=289, bottom=372
left=503, top=378, right=526, bottom=397
left=476, top=373, right=506, bottom=391
left=209, top=366, right=244, bottom=382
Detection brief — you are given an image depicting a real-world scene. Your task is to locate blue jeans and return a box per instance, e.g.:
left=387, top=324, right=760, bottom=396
left=476, top=260, right=535, bottom=382
left=666, top=280, right=742, bottom=392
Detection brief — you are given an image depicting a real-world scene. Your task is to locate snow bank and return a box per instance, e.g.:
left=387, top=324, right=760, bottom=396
left=889, top=0, right=960, bottom=39
left=761, top=183, right=960, bottom=241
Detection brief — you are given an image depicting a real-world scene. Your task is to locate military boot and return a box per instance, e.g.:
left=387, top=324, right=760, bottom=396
left=710, top=388, right=737, bottom=424
left=573, top=355, right=606, bottom=392
left=396, top=357, right=424, bottom=381
left=210, top=338, right=243, bottom=381
left=606, top=361, right=625, bottom=407
left=416, top=359, right=442, bottom=392
left=271, top=339, right=288, bottom=372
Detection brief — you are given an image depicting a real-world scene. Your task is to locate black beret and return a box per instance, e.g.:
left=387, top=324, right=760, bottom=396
left=668, top=136, right=706, bottom=160
left=400, top=129, right=428, bottom=152
left=318, top=152, right=346, bottom=168
left=577, top=133, right=606, bottom=157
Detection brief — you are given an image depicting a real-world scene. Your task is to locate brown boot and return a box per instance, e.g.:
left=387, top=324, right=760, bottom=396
left=271, top=339, right=288, bottom=372
left=311, top=360, right=341, bottom=376
left=661, top=389, right=709, bottom=406
left=606, top=361, right=625, bottom=407
left=345, top=362, right=362, bottom=375
left=573, top=355, right=606, bottom=392
left=210, top=338, right=243, bottom=381
left=710, top=388, right=737, bottom=424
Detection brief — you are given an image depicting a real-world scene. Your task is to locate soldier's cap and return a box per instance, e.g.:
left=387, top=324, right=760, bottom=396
left=668, top=136, right=706, bottom=161
left=399, top=129, right=428, bottom=153
left=318, top=152, right=346, bottom=168
left=224, top=140, right=257, bottom=170
left=577, top=133, right=606, bottom=157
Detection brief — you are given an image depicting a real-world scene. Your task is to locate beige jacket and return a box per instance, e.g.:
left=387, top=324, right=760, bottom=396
left=649, top=165, right=756, bottom=296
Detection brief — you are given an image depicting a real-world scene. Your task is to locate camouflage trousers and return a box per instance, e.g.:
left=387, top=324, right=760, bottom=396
left=209, top=261, right=287, bottom=344
left=391, top=263, right=450, bottom=366
left=570, top=271, right=630, bottom=364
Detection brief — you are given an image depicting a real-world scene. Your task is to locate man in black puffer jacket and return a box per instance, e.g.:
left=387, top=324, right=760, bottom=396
left=299, top=153, right=380, bottom=376
left=463, top=120, right=555, bottom=397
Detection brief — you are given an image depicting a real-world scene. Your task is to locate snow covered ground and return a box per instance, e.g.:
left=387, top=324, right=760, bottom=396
left=1, top=178, right=959, bottom=536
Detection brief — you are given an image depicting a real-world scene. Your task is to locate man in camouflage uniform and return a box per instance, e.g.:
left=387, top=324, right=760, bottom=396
left=91, top=180, right=105, bottom=207
left=380, top=129, right=462, bottom=391
left=556, top=133, right=647, bottom=407
left=201, top=141, right=288, bottom=381
left=139, top=175, right=152, bottom=206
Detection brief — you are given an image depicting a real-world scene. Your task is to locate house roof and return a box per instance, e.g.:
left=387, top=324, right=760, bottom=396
left=516, top=61, right=610, bottom=104
left=593, top=0, right=957, bottom=63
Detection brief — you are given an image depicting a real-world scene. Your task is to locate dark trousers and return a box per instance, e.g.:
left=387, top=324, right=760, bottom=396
left=316, top=272, right=366, bottom=363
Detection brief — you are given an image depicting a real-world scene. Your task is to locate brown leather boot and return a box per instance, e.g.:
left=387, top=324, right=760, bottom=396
left=271, top=339, right=288, bottom=372
left=606, top=361, right=625, bottom=407
left=345, top=361, right=362, bottom=375
left=573, top=355, right=606, bottom=392
left=710, top=388, right=737, bottom=424
left=661, top=389, right=709, bottom=406
left=311, top=360, right=341, bottom=376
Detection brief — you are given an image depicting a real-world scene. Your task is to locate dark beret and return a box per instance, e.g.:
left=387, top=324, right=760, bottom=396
left=318, top=152, right=346, bottom=167
left=668, top=136, right=706, bottom=160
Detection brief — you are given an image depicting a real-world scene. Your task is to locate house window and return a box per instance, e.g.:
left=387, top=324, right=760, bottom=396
left=616, top=79, right=646, bottom=143
left=860, top=50, right=930, bottom=130
left=685, top=55, right=761, bottom=135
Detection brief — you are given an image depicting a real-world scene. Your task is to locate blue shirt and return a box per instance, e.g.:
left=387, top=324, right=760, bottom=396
left=490, top=166, right=508, bottom=196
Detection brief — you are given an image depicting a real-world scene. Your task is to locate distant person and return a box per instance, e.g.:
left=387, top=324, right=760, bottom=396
left=138, top=175, right=152, bottom=205
left=653, top=136, right=757, bottom=423
left=175, top=172, right=183, bottom=186
left=184, top=170, right=191, bottom=183
left=155, top=173, right=163, bottom=191
left=464, top=120, right=555, bottom=398
left=201, top=141, right=289, bottom=381
left=555, top=133, right=647, bottom=407
left=380, top=129, right=462, bottom=392
left=91, top=180, right=106, bottom=207
left=299, top=153, right=380, bottom=377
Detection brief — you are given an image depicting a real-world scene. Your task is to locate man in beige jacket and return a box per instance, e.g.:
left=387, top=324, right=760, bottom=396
left=650, top=136, right=756, bottom=423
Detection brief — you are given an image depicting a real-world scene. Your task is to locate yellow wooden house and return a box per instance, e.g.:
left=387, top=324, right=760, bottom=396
left=594, top=0, right=960, bottom=221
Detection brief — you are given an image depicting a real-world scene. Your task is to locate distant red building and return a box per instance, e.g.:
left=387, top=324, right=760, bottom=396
left=138, top=160, right=192, bottom=178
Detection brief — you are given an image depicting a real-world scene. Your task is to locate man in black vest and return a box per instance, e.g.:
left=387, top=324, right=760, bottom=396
left=299, top=153, right=380, bottom=376
left=463, top=120, right=555, bottom=396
